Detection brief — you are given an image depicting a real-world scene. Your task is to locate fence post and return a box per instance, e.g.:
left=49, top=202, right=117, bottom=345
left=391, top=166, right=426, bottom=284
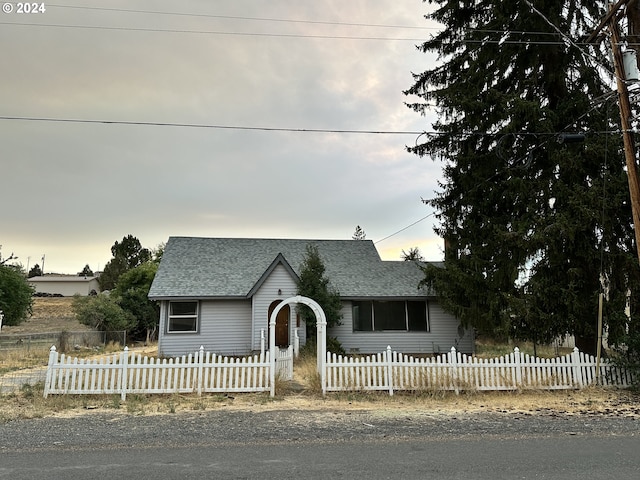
left=294, top=328, right=300, bottom=358
left=514, top=347, right=522, bottom=388
left=120, top=346, right=129, bottom=401
left=386, top=345, right=394, bottom=396
left=197, top=345, right=204, bottom=396
left=450, top=346, right=459, bottom=395
left=572, top=347, right=583, bottom=388
left=43, top=345, right=57, bottom=398
left=260, top=329, right=265, bottom=356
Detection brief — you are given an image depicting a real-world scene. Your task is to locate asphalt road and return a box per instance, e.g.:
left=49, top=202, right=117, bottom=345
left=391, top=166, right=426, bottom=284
left=1, top=408, right=638, bottom=479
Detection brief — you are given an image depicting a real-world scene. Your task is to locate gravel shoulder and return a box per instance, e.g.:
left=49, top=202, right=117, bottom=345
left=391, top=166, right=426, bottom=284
left=1, top=403, right=638, bottom=453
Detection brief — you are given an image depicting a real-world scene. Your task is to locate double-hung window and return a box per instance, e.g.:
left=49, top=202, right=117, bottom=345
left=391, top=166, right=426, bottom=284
left=352, top=300, right=429, bottom=332
left=167, top=301, right=199, bottom=333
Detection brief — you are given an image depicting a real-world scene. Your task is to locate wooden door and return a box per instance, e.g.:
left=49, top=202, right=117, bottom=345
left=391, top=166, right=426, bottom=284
left=268, top=301, right=290, bottom=348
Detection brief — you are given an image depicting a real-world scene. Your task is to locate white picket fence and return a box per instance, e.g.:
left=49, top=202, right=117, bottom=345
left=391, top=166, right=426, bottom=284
left=43, top=345, right=293, bottom=399
left=274, top=345, right=294, bottom=381
left=323, top=346, right=633, bottom=395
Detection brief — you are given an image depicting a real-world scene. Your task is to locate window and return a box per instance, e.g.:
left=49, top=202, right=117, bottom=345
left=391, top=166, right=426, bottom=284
left=352, top=300, right=429, bottom=332
left=407, top=301, right=428, bottom=331
left=373, top=301, right=406, bottom=330
left=352, top=301, right=373, bottom=331
left=167, top=301, right=199, bottom=333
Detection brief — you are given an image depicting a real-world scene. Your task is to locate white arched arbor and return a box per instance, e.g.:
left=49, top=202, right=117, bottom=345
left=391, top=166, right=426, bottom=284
left=268, top=295, right=327, bottom=394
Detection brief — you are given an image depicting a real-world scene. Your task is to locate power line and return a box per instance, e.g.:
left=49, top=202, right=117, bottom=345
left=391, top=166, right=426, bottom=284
left=49, top=3, right=434, bottom=31
left=2, top=115, right=624, bottom=137
left=0, top=115, right=424, bottom=135
left=523, top=0, right=614, bottom=76
left=0, top=21, right=425, bottom=41
left=2, top=115, right=613, bottom=137
left=374, top=213, right=435, bottom=244
left=0, top=20, right=613, bottom=47
left=48, top=3, right=591, bottom=40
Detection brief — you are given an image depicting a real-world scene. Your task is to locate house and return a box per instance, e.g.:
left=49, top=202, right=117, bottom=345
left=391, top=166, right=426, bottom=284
left=28, top=275, right=100, bottom=296
left=148, top=237, right=474, bottom=357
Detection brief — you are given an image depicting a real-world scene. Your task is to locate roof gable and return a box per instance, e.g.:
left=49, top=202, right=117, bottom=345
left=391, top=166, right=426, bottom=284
left=148, top=237, right=431, bottom=299
left=246, top=253, right=299, bottom=298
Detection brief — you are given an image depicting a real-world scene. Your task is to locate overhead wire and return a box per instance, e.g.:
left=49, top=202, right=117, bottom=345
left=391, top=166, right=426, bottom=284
left=2, top=115, right=624, bottom=137
left=47, top=3, right=436, bottom=31
left=0, top=115, right=425, bottom=135
left=2, top=4, right=624, bottom=247
left=374, top=213, right=435, bottom=245
left=0, top=20, right=618, bottom=46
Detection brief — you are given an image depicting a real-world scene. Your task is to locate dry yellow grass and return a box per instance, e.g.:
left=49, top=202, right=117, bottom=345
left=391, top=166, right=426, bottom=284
left=1, top=297, right=91, bottom=334
left=1, top=378, right=638, bottom=424
left=2, top=306, right=638, bottom=423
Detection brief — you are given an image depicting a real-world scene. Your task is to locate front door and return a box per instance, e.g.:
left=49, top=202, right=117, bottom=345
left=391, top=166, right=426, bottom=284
left=268, top=301, right=290, bottom=348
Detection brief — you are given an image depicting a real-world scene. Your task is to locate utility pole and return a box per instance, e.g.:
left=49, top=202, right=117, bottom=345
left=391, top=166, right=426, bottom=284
left=588, top=1, right=640, bottom=264
left=609, top=11, right=640, bottom=264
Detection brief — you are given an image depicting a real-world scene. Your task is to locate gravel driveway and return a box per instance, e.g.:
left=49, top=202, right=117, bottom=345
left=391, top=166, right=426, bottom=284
left=1, top=407, right=638, bottom=452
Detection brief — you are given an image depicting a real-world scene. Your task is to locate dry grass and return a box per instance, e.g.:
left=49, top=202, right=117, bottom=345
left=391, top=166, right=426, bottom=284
left=0, top=347, right=51, bottom=374
left=1, top=297, right=89, bottom=334
left=2, top=379, right=638, bottom=425
left=293, top=351, right=322, bottom=394
left=0, top=340, right=127, bottom=375
left=1, top=341, right=639, bottom=423
left=2, top=309, right=638, bottom=423
left=475, top=337, right=573, bottom=358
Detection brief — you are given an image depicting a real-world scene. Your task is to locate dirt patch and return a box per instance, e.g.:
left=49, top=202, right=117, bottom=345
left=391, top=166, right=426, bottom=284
left=1, top=297, right=91, bottom=334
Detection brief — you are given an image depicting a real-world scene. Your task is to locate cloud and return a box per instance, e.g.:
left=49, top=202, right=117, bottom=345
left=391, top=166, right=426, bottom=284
left=1, top=0, right=442, bottom=273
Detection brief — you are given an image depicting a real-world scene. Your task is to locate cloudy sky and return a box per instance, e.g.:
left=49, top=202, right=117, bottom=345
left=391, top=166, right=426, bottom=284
left=1, top=0, right=443, bottom=274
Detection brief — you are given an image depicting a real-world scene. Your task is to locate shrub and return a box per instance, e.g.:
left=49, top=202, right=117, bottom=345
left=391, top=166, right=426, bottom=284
left=72, top=294, right=136, bottom=332
left=0, top=265, right=34, bottom=326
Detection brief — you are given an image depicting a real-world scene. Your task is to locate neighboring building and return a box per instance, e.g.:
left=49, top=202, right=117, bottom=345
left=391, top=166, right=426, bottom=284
left=28, top=275, right=100, bottom=296
left=148, top=237, right=474, bottom=357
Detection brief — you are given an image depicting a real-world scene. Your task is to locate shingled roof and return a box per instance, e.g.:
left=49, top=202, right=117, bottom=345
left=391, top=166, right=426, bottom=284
left=148, top=236, right=431, bottom=299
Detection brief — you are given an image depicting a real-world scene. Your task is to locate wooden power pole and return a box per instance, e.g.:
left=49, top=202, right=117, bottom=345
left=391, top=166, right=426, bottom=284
left=609, top=15, right=640, bottom=264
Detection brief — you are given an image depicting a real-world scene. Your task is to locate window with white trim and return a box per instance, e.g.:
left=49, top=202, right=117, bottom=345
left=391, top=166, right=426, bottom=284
left=167, top=301, right=199, bottom=333
left=352, top=300, right=429, bottom=332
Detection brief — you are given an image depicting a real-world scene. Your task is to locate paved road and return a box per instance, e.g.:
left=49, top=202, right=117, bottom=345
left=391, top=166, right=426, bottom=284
left=1, top=408, right=638, bottom=479
left=1, top=434, right=639, bottom=480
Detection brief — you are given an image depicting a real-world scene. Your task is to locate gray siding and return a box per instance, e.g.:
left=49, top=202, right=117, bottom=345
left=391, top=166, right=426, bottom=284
left=158, top=299, right=252, bottom=357
left=329, top=301, right=474, bottom=355
left=251, top=264, right=306, bottom=350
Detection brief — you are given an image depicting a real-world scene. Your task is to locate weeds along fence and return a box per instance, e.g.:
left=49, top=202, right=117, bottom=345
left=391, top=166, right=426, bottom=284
left=323, top=346, right=633, bottom=395
left=43, top=345, right=293, bottom=399
left=0, top=331, right=126, bottom=354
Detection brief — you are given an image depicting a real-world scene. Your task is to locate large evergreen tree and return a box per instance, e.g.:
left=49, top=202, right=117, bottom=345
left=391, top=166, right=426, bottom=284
left=406, top=1, right=640, bottom=355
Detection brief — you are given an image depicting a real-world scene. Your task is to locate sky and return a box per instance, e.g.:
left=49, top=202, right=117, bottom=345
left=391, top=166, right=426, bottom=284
left=1, top=0, right=444, bottom=274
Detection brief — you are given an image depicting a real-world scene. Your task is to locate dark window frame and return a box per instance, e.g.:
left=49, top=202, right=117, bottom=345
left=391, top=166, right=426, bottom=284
left=352, top=300, right=430, bottom=332
left=167, top=300, right=200, bottom=334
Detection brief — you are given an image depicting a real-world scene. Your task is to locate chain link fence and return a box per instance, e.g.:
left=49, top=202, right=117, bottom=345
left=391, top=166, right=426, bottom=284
left=0, top=330, right=126, bottom=394
left=0, top=331, right=126, bottom=353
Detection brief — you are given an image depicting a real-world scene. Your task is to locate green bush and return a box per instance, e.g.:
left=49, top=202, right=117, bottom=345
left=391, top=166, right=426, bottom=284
left=611, top=330, right=640, bottom=390
left=299, top=336, right=345, bottom=357
left=0, top=265, right=34, bottom=326
left=72, top=294, right=136, bottom=332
